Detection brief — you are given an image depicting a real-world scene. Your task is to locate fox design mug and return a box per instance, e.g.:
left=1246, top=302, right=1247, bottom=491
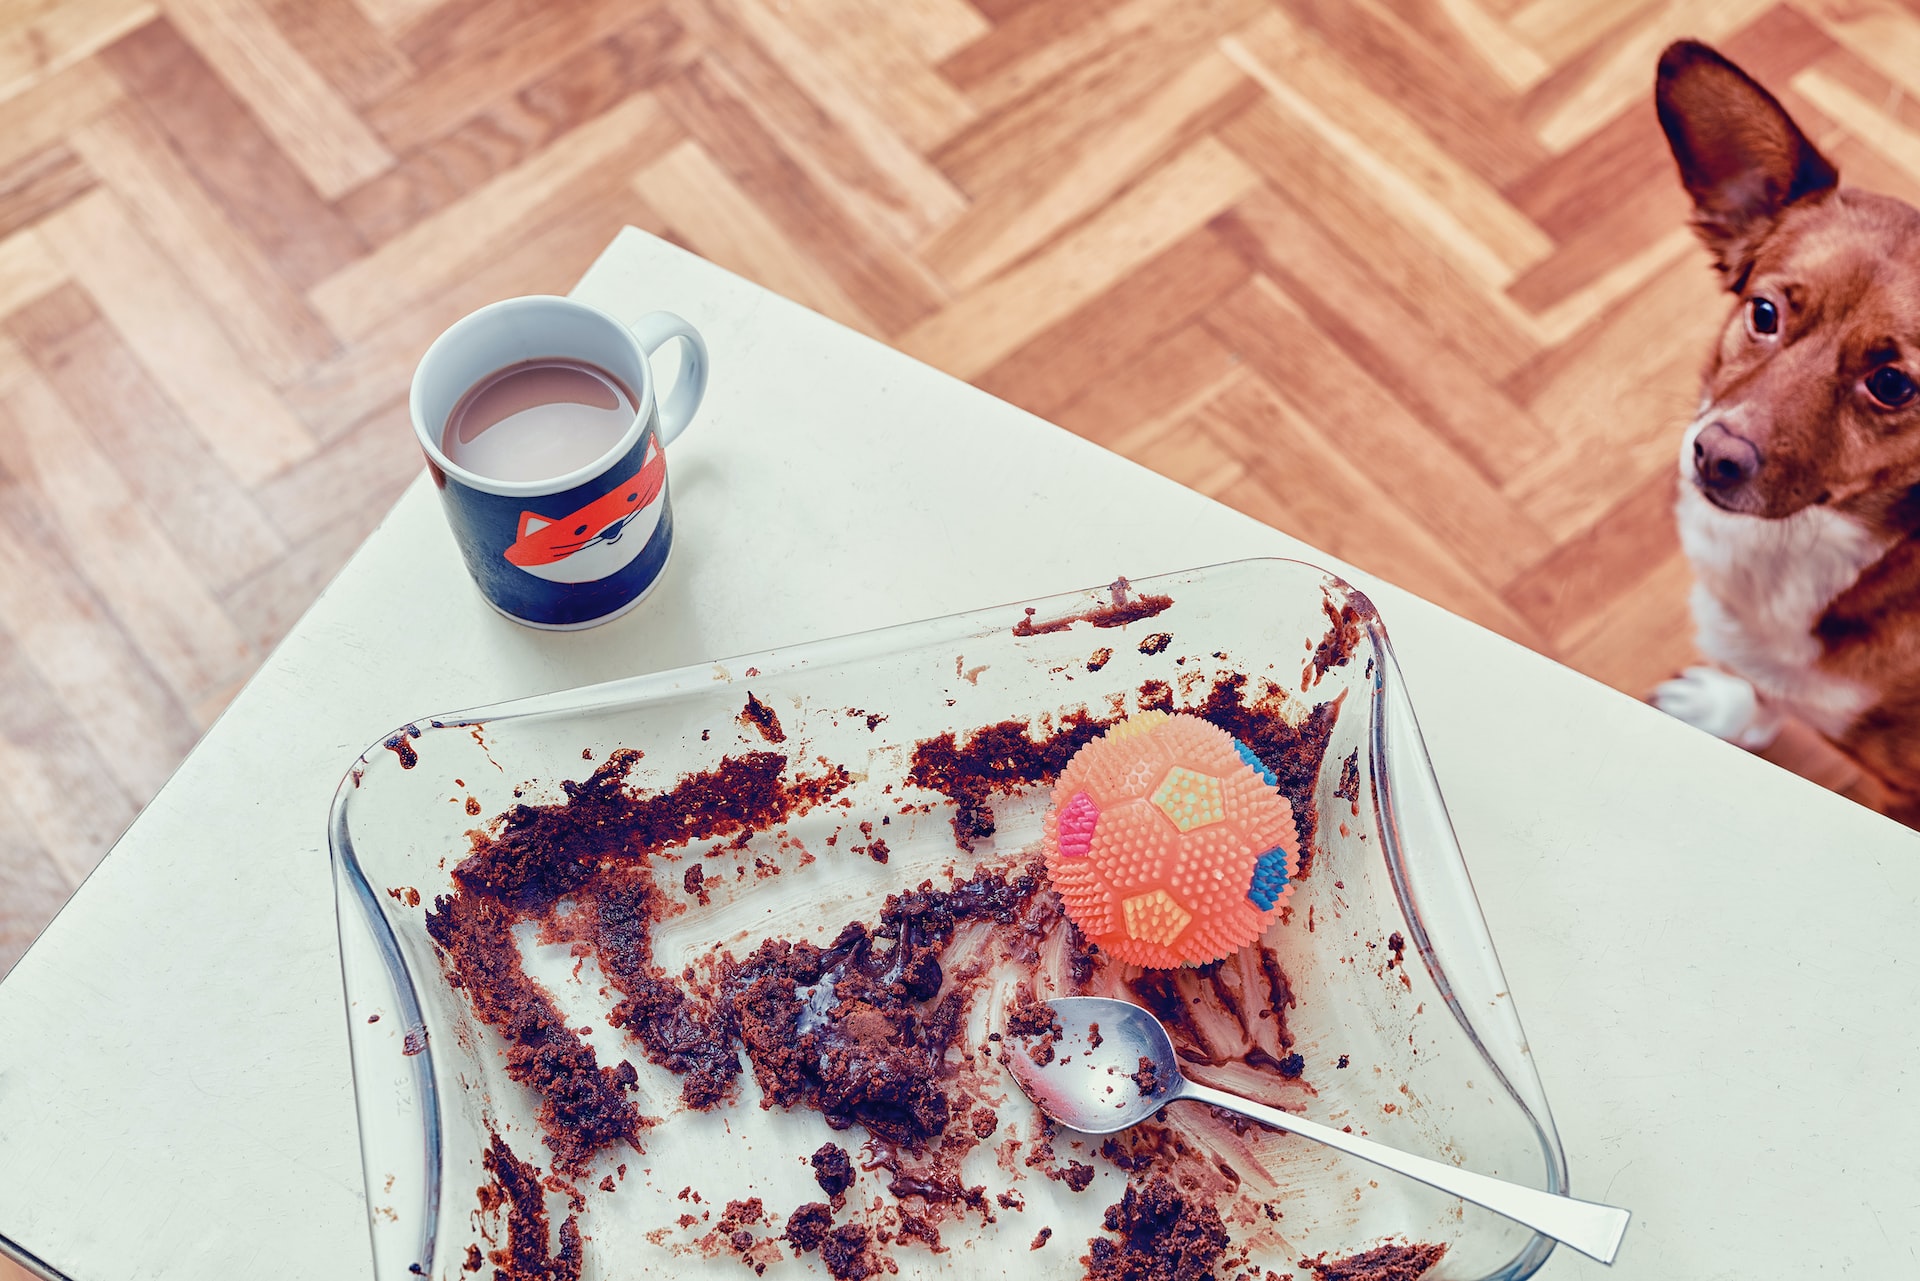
left=411, top=296, right=708, bottom=630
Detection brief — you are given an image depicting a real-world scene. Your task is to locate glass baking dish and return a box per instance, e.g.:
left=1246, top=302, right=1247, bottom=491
left=329, top=559, right=1569, bottom=1280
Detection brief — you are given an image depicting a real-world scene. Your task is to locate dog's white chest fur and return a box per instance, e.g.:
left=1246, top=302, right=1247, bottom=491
left=1675, top=485, right=1890, bottom=735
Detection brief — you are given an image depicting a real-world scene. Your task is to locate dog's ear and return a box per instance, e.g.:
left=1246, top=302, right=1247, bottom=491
left=1655, top=40, right=1836, bottom=283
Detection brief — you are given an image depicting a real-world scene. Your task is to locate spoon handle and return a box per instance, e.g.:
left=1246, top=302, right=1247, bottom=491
left=1175, top=1081, right=1629, bottom=1264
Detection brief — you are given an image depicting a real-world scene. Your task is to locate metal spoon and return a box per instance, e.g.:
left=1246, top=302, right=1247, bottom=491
left=1005, top=996, right=1630, bottom=1265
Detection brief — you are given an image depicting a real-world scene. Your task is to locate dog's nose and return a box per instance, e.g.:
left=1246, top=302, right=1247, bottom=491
left=1693, top=421, right=1760, bottom=490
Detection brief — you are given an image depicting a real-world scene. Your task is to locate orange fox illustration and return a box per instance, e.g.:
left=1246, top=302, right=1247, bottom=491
left=503, top=439, right=665, bottom=584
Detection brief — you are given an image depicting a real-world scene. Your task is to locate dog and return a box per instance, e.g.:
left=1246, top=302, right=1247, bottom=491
left=1649, top=40, right=1920, bottom=826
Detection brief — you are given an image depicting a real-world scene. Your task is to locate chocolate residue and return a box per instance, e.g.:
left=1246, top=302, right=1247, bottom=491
left=1191, top=675, right=1337, bottom=876
left=1087, top=647, right=1113, bottom=672
left=728, top=864, right=1047, bottom=1147
left=454, top=750, right=848, bottom=911
left=1085, top=1175, right=1229, bottom=1281
left=740, top=692, right=786, bottom=744
left=785, top=1202, right=833, bottom=1252
left=1051, top=1160, right=1095, bottom=1192
left=1310, top=593, right=1369, bottom=685
left=811, top=1144, right=854, bottom=1198
left=821, top=1222, right=874, bottom=1280
left=385, top=731, right=419, bottom=769
left=908, top=672, right=1337, bottom=859
left=480, top=1131, right=583, bottom=1281
left=1301, top=1242, right=1447, bottom=1281
left=427, top=892, right=649, bottom=1174
left=1031, top=1226, right=1053, bottom=1250
left=683, top=862, right=709, bottom=905
left=1335, top=749, right=1360, bottom=811
left=428, top=657, right=1351, bottom=1276
left=906, top=712, right=1111, bottom=852
left=1137, top=632, right=1173, bottom=656
left=1012, top=577, right=1174, bottom=637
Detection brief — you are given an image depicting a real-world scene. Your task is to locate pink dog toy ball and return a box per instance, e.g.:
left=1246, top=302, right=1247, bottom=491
left=1042, top=711, right=1299, bottom=969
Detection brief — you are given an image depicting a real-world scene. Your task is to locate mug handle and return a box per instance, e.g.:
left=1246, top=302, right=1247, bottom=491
left=628, top=310, right=708, bottom=448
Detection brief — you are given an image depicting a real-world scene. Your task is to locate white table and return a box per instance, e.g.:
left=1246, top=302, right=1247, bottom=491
left=1, top=230, right=1913, bottom=1280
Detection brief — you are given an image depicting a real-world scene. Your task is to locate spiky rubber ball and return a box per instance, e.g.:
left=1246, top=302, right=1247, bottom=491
left=1042, top=710, right=1299, bottom=968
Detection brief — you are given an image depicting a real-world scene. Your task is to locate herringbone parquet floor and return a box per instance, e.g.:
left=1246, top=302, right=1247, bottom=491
left=0, top=0, right=1904, bottom=992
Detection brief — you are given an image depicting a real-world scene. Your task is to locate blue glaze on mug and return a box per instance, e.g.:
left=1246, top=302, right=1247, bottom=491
left=430, top=423, right=675, bottom=628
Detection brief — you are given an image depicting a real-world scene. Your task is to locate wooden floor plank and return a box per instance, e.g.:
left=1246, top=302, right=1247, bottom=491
left=101, top=16, right=367, bottom=290
left=165, top=0, right=397, bottom=198
left=37, top=189, right=318, bottom=485
left=6, top=284, right=289, bottom=593
left=310, top=93, right=680, bottom=339
left=897, top=138, right=1257, bottom=377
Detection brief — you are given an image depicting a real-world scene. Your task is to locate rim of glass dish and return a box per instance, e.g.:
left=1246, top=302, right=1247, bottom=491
left=1362, top=610, right=1567, bottom=1281
left=327, top=556, right=1567, bottom=1280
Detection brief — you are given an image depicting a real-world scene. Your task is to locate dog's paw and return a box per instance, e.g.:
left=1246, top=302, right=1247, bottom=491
left=1651, top=666, right=1782, bottom=749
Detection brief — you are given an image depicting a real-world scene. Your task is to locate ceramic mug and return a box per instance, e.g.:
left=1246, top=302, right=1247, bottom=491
left=410, top=295, right=708, bottom=630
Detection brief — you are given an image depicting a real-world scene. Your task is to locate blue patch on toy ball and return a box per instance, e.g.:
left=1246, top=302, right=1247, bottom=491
left=1232, top=738, right=1278, bottom=788
left=1246, top=846, right=1291, bottom=910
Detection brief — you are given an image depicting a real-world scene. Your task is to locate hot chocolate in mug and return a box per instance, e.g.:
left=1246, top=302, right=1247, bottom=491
left=409, top=295, right=708, bottom=629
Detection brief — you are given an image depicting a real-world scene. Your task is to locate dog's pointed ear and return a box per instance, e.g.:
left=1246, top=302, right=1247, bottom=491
left=1655, top=40, right=1836, bottom=283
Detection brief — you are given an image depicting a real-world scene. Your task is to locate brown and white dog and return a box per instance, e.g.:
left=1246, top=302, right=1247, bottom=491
left=1650, top=41, right=1920, bottom=825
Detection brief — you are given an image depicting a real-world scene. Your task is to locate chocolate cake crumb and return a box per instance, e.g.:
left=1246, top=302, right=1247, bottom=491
left=1011, top=580, right=1173, bottom=637
left=1299, top=1242, right=1446, bottom=1281
left=598, top=1175, right=615, bottom=1192
left=811, top=1144, right=854, bottom=1198
left=719, top=1198, right=764, bottom=1233
left=1138, top=633, right=1173, bottom=656
left=1132, top=1056, right=1161, bottom=1096
left=729, top=864, right=1046, bottom=1147
left=1335, top=751, right=1360, bottom=808
left=480, top=1131, right=584, bottom=1281
left=426, top=894, right=649, bottom=1174
left=785, top=1202, right=832, bottom=1252
left=463, top=1243, right=483, bottom=1272
left=740, top=692, right=786, bottom=744
left=1192, top=674, right=1337, bottom=873
left=1386, top=933, right=1406, bottom=969
left=1052, top=1160, right=1096, bottom=1192
left=1087, top=1021, right=1103, bottom=1049
left=907, top=713, right=1111, bottom=850
left=972, top=1106, right=999, bottom=1139
left=821, top=1222, right=874, bottom=1280
left=682, top=863, right=708, bottom=903
left=1031, top=1226, right=1053, bottom=1250
left=1337, top=1055, right=1350, bottom=1069
left=1086, top=1175, right=1229, bottom=1281
left=1310, top=595, right=1368, bottom=683
left=1277, top=1052, right=1305, bottom=1079
left=1088, top=647, right=1113, bottom=672
left=453, top=749, right=848, bottom=910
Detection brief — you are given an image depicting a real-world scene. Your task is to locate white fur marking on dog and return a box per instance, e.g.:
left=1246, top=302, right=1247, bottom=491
left=1673, top=474, right=1890, bottom=737
left=1652, top=665, right=1784, bottom=747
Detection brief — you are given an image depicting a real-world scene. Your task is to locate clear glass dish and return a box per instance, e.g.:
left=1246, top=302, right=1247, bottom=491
left=329, top=559, right=1567, bottom=1280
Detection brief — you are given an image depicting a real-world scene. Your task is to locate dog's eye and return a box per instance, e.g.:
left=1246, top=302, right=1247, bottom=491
left=1867, top=366, right=1917, bottom=409
left=1748, top=297, right=1779, bottom=336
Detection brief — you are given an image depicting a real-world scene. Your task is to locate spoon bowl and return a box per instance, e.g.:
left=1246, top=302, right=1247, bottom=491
left=1007, top=996, right=1630, bottom=1266
left=1005, top=994, right=1184, bottom=1134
